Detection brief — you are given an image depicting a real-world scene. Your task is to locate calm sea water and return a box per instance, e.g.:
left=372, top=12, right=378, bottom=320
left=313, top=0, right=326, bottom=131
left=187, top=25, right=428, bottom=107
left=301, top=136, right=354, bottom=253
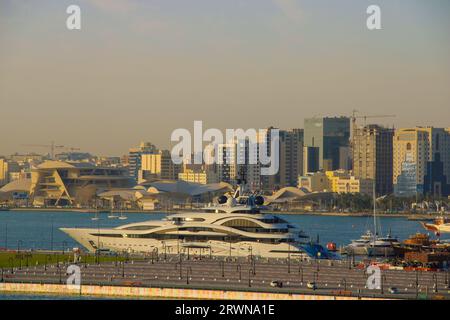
left=0, top=210, right=447, bottom=300
left=0, top=210, right=446, bottom=251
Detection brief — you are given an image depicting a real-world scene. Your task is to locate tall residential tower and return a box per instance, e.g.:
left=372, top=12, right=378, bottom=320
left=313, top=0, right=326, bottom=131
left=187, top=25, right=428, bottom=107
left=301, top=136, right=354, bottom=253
left=352, top=125, right=394, bottom=196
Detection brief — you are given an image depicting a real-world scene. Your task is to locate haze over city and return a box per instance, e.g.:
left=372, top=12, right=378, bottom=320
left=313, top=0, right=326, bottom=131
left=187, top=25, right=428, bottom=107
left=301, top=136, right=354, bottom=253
left=1, top=0, right=450, bottom=156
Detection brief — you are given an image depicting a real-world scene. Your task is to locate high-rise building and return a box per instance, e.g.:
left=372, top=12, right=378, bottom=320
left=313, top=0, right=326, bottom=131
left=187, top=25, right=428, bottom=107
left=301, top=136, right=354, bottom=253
left=128, top=142, right=157, bottom=182
left=393, top=127, right=450, bottom=197
left=140, top=150, right=181, bottom=182
left=303, top=146, right=320, bottom=174
left=278, top=129, right=304, bottom=188
left=352, top=125, right=394, bottom=196
left=216, top=136, right=261, bottom=189
left=424, top=153, right=450, bottom=197
left=304, top=117, right=350, bottom=171
left=0, top=159, right=9, bottom=186
left=217, top=143, right=237, bottom=184
left=258, top=127, right=277, bottom=191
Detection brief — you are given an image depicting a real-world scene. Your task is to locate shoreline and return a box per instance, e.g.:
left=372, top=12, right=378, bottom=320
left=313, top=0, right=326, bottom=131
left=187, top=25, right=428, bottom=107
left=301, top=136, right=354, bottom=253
left=2, top=207, right=444, bottom=219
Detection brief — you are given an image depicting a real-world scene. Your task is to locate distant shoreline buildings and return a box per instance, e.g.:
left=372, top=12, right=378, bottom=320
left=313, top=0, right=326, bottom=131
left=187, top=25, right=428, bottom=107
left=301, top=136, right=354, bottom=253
left=1, top=116, right=450, bottom=208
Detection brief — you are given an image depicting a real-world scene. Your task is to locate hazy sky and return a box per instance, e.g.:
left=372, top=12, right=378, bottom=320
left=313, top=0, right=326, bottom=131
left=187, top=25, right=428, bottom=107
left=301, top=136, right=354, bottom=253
left=1, top=0, right=449, bottom=156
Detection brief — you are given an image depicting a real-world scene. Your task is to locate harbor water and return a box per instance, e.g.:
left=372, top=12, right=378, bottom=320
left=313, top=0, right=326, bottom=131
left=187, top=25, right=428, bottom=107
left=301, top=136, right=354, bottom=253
left=0, top=210, right=447, bottom=251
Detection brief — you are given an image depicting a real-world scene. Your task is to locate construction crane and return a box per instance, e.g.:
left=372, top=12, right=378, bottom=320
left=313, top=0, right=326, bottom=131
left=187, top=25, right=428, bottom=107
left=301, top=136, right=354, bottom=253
left=351, top=109, right=396, bottom=128
left=350, top=110, right=396, bottom=153
left=21, top=142, right=80, bottom=159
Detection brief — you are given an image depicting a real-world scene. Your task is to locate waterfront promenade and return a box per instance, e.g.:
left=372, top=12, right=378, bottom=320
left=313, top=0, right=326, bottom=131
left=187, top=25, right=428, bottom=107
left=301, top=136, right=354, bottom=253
left=1, top=254, right=449, bottom=300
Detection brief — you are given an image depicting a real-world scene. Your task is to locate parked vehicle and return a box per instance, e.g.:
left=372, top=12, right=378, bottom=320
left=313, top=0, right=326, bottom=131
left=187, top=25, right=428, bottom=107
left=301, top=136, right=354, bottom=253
left=270, top=280, right=283, bottom=288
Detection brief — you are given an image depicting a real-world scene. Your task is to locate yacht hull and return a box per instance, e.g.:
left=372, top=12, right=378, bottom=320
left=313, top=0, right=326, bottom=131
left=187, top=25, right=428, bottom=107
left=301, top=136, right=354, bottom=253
left=61, top=227, right=316, bottom=259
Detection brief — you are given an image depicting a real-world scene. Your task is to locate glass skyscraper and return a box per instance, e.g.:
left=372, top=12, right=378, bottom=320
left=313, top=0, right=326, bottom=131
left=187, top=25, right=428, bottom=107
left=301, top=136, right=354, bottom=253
left=304, top=117, right=350, bottom=171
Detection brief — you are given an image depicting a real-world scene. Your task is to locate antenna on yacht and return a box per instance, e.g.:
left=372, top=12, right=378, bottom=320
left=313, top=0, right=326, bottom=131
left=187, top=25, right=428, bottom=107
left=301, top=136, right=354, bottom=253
left=234, top=166, right=248, bottom=198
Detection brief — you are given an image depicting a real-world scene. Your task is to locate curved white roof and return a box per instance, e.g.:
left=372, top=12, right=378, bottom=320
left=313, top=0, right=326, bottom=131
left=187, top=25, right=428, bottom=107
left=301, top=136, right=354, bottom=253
left=0, top=178, right=32, bottom=193
left=36, top=160, right=96, bottom=169
left=141, top=180, right=233, bottom=196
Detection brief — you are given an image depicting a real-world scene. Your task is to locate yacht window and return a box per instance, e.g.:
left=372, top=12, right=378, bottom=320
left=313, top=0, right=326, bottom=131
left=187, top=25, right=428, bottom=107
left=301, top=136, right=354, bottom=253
left=184, top=218, right=206, bottom=222
left=259, top=217, right=288, bottom=224
left=90, top=233, right=123, bottom=238
left=121, top=225, right=158, bottom=230
left=222, top=219, right=261, bottom=228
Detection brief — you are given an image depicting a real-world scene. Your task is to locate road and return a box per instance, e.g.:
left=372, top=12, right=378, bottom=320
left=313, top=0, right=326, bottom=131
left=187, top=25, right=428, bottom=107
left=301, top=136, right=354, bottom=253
left=2, top=254, right=450, bottom=299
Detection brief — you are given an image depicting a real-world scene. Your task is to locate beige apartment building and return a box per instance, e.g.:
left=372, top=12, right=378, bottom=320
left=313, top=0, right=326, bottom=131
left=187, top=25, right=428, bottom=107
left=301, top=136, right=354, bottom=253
left=298, top=172, right=329, bottom=192
left=0, top=159, right=8, bottom=186
left=352, top=125, right=394, bottom=196
left=178, top=168, right=219, bottom=185
left=393, top=127, right=450, bottom=196
left=298, top=170, right=373, bottom=195
left=140, top=150, right=181, bottom=182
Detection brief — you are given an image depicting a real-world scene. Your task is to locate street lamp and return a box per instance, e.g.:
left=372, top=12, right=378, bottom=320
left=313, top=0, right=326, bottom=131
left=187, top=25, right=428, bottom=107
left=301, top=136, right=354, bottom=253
left=341, top=278, right=347, bottom=291
left=381, top=275, right=387, bottom=294
left=432, top=273, right=438, bottom=293
left=298, top=265, right=303, bottom=283
left=44, top=254, right=52, bottom=271
left=415, top=270, right=419, bottom=299
left=17, top=240, right=23, bottom=253
left=445, top=270, right=450, bottom=289
left=16, top=253, right=23, bottom=271
left=164, top=243, right=167, bottom=261
left=185, top=267, right=192, bottom=284
left=237, top=264, right=242, bottom=281
left=58, top=264, right=62, bottom=284
left=186, top=267, right=192, bottom=285
left=219, top=261, right=224, bottom=278
left=175, top=261, right=183, bottom=279
left=248, top=268, right=254, bottom=288
left=25, top=253, right=30, bottom=267
left=8, top=257, right=14, bottom=274
left=62, top=241, right=67, bottom=256
left=287, top=243, right=291, bottom=274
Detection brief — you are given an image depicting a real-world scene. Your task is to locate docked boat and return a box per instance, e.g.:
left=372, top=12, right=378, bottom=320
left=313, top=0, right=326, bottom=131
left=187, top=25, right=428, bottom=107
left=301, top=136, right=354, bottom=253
left=346, top=230, right=374, bottom=255
left=421, top=217, right=450, bottom=236
left=393, top=233, right=435, bottom=255
left=345, top=184, right=398, bottom=257
left=61, top=184, right=338, bottom=260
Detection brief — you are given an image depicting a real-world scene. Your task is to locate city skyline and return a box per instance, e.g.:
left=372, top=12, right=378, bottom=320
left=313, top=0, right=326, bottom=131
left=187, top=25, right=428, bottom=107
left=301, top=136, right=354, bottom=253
left=1, top=0, right=450, bottom=156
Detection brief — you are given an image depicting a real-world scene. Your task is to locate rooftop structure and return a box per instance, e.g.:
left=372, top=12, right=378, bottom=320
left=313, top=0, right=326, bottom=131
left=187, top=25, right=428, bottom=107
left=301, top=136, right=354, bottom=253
left=30, top=160, right=133, bottom=207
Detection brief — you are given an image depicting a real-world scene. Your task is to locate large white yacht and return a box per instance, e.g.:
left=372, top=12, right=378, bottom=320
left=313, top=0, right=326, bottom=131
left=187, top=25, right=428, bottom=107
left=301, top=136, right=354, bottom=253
left=61, top=185, right=337, bottom=260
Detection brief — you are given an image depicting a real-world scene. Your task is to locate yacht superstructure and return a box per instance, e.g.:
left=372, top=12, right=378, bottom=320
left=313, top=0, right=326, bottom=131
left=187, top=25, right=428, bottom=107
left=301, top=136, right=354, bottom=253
left=61, top=189, right=336, bottom=260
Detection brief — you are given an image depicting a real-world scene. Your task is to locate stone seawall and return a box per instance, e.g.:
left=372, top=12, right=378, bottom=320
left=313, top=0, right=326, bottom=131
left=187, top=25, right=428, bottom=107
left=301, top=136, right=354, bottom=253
left=0, top=283, right=384, bottom=300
